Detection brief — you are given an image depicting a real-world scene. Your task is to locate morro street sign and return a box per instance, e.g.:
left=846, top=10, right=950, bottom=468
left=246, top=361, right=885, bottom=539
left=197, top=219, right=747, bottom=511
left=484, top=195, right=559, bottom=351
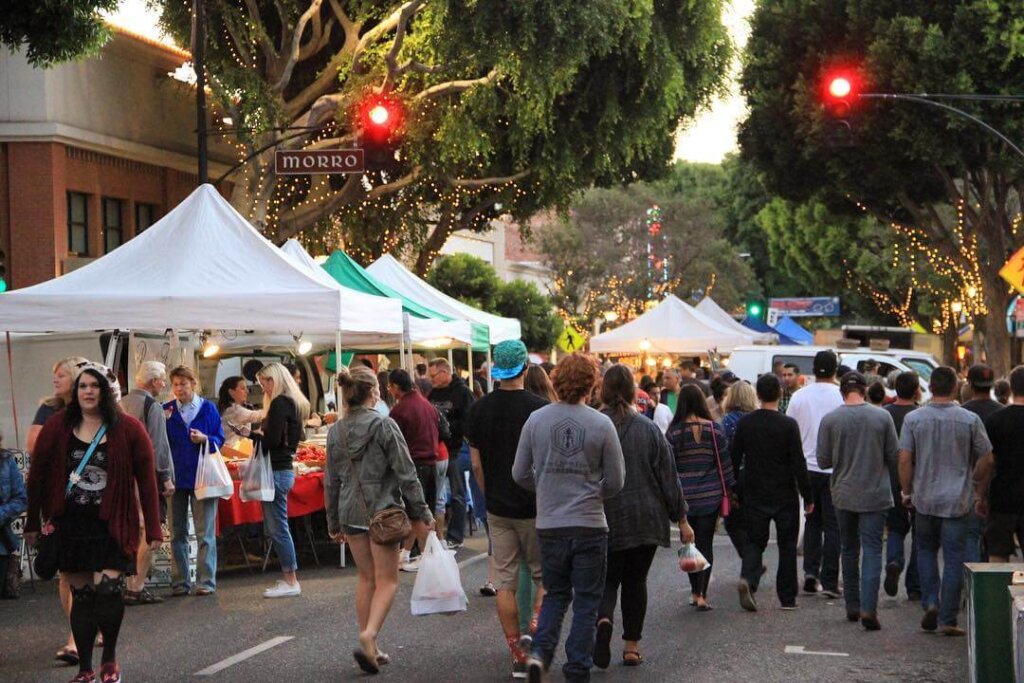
left=275, top=149, right=365, bottom=175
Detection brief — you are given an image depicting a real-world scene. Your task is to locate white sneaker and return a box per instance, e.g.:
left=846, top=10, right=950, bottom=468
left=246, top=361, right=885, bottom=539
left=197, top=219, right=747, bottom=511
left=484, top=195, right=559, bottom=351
left=400, top=557, right=421, bottom=573
left=263, top=580, right=301, bottom=598
left=399, top=550, right=411, bottom=565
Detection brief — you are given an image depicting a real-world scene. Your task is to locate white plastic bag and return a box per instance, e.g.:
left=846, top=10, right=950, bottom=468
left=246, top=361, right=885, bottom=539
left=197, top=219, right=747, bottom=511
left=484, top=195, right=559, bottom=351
left=238, top=447, right=274, bottom=502
left=677, top=543, right=710, bottom=573
left=410, top=532, right=468, bottom=616
left=194, top=440, right=234, bottom=500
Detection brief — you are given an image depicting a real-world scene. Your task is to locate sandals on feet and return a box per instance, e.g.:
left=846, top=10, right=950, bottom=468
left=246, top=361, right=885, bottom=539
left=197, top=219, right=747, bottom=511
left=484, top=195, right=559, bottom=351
left=353, top=649, right=380, bottom=674
left=55, top=646, right=79, bottom=665
left=479, top=582, right=497, bottom=597
left=623, top=651, right=643, bottom=666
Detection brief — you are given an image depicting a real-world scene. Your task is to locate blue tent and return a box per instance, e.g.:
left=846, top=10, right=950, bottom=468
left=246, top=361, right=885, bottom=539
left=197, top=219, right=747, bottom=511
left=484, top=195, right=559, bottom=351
left=775, top=316, right=814, bottom=345
left=741, top=317, right=803, bottom=346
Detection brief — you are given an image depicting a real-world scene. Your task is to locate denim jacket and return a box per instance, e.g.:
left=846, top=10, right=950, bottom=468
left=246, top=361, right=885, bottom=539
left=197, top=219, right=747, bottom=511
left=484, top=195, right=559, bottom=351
left=0, top=450, right=27, bottom=555
left=325, top=407, right=433, bottom=535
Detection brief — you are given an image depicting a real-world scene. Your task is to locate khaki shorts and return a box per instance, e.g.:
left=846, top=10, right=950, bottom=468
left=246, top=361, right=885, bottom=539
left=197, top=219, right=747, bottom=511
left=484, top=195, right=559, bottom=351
left=488, top=513, right=542, bottom=592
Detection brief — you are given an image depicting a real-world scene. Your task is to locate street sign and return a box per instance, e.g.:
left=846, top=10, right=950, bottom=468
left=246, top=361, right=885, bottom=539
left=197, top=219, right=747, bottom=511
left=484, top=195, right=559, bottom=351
left=999, top=245, right=1024, bottom=293
left=766, top=308, right=780, bottom=327
left=275, top=149, right=365, bottom=175
left=768, top=297, right=841, bottom=317
left=557, top=326, right=585, bottom=353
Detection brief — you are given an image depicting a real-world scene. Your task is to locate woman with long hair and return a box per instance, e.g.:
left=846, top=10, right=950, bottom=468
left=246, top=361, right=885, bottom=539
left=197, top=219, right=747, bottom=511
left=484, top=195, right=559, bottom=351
left=666, top=384, right=735, bottom=610
left=217, top=376, right=264, bottom=448
left=26, top=363, right=162, bottom=683
left=325, top=365, right=433, bottom=674
left=255, top=362, right=310, bottom=598
left=594, top=365, right=692, bottom=668
left=26, top=355, right=88, bottom=666
left=524, top=364, right=558, bottom=403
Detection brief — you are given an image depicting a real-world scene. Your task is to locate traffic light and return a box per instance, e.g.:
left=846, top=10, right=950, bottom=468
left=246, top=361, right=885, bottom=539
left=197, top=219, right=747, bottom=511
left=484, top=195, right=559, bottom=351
left=746, top=298, right=766, bottom=322
left=356, top=93, right=404, bottom=167
left=821, top=69, right=860, bottom=147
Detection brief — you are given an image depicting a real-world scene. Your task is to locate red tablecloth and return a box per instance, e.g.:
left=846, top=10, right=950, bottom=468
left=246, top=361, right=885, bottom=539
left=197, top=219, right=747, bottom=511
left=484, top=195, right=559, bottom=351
left=217, top=472, right=325, bottom=533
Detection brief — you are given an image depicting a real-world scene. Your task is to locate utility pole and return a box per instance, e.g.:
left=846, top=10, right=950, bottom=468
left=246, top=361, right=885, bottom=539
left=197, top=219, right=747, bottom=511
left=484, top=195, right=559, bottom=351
left=192, top=0, right=209, bottom=185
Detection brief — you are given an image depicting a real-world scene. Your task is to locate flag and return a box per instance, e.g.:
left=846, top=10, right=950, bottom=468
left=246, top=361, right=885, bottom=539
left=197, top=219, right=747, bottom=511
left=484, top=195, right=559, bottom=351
left=999, top=245, right=1024, bottom=293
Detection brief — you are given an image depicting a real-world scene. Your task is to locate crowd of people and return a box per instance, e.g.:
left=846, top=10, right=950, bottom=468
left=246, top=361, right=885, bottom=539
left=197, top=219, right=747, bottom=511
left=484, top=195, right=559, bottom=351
left=7, top=344, right=1024, bottom=683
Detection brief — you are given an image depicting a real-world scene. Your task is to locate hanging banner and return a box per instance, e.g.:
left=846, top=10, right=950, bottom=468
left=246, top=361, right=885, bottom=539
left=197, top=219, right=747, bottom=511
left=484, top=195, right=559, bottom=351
left=768, top=297, right=841, bottom=317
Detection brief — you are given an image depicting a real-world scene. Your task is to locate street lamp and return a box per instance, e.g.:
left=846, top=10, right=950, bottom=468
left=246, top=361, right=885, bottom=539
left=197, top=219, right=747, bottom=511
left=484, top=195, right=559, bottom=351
left=603, top=310, right=619, bottom=323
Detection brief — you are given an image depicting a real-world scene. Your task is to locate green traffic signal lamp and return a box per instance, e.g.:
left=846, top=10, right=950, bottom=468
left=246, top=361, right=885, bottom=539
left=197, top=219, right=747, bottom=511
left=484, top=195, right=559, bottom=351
left=0, top=278, right=6, bottom=293
left=746, top=301, right=763, bottom=319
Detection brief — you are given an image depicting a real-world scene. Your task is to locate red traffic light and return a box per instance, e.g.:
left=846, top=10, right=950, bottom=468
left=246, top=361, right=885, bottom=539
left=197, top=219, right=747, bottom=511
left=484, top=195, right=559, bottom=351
left=357, top=93, right=404, bottom=145
left=368, top=105, right=390, bottom=126
left=828, top=77, right=852, bottom=99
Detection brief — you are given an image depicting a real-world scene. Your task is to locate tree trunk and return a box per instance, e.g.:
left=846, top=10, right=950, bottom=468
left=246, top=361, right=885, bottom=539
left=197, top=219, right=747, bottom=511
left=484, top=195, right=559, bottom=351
left=941, top=325, right=958, bottom=367
left=980, top=282, right=1013, bottom=377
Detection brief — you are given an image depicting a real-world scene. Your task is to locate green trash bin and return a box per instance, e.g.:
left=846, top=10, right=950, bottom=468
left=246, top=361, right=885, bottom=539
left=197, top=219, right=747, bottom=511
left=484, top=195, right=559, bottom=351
left=966, top=563, right=1019, bottom=683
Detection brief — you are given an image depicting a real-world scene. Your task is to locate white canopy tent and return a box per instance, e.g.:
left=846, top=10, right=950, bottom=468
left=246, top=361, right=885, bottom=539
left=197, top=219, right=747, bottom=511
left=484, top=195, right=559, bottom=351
left=367, top=254, right=522, bottom=344
left=696, top=297, right=775, bottom=344
left=590, top=294, right=754, bottom=354
left=0, top=185, right=403, bottom=340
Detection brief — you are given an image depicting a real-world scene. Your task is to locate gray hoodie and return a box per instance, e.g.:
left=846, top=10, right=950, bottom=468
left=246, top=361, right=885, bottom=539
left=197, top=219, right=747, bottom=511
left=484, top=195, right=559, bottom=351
left=325, top=406, right=433, bottom=534
left=816, top=403, right=899, bottom=513
left=512, top=402, right=625, bottom=531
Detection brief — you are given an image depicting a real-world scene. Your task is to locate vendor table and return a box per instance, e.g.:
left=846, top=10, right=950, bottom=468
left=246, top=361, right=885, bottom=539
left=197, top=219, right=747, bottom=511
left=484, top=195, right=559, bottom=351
left=217, top=471, right=325, bottom=530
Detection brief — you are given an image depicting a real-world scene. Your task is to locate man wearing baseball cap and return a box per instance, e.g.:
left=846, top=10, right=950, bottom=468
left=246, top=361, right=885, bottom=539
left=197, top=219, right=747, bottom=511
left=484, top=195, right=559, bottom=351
left=465, top=340, right=549, bottom=679
left=817, top=372, right=900, bottom=630
left=786, top=350, right=844, bottom=597
left=962, top=364, right=1003, bottom=422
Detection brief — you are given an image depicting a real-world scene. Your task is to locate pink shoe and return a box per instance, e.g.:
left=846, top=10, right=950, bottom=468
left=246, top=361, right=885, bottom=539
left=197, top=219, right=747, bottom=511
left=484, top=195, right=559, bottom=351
left=68, top=671, right=95, bottom=683
left=99, top=662, right=121, bottom=683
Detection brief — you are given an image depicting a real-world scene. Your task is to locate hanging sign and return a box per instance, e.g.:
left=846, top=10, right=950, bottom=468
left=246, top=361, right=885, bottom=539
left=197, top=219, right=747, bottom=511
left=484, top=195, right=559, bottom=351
left=275, top=149, right=365, bottom=175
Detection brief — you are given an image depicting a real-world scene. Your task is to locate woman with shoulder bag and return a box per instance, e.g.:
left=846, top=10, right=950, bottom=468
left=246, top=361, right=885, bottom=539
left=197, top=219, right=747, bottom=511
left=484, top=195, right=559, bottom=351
left=594, top=365, right=693, bottom=668
left=325, top=365, right=434, bottom=675
left=0, top=428, right=27, bottom=599
left=666, top=384, right=735, bottom=611
left=25, top=363, right=163, bottom=683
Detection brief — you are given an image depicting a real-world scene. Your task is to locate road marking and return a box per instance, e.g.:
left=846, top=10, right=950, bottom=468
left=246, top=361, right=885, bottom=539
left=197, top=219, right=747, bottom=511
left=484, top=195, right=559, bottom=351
left=458, top=553, right=489, bottom=570
left=785, top=645, right=849, bottom=657
left=195, top=636, right=295, bottom=676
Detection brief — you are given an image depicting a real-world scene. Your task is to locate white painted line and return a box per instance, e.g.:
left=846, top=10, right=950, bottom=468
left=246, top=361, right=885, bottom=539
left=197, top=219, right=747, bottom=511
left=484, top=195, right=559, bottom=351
left=195, top=636, right=295, bottom=676
left=785, top=645, right=849, bottom=657
left=458, top=553, right=489, bottom=570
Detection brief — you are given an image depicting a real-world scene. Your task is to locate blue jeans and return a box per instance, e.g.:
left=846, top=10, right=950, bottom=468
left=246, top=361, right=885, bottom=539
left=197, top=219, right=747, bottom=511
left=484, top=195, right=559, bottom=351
left=445, top=443, right=468, bottom=544
left=916, top=513, right=967, bottom=627
left=170, top=489, right=218, bottom=591
left=885, top=505, right=920, bottom=594
left=533, top=533, right=608, bottom=683
left=835, top=509, right=886, bottom=616
left=803, top=472, right=840, bottom=591
left=262, top=470, right=297, bottom=572
left=965, top=510, right=985, bottom=564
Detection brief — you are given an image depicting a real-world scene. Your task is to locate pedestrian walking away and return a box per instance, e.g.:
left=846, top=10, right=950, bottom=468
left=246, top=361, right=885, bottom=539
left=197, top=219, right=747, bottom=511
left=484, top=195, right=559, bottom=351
left=960, top=363, right=1002, bottom=564
left=731, top=374, right=811, bottom=612
left=898, top=366, right=992, bottom=636
left=466, top=340, right=550, bottom=679
left=883, top=372, right=921, bottom=600
left=787, top=350, right=844, bottom=597
left=25, top=362, right=163, bottom=683
left=666, top=384, right=735, bottom=610
left=512, top=353, right=625, bottom=683
left=427, top=358, right=475, bottom=548
left=816, top=372, right=900, bottom=630
left=325, top=365, right=434, bottom=675
left=593, top=364, right=691, bottom=670
left=720, top=380, right=757, bottom=560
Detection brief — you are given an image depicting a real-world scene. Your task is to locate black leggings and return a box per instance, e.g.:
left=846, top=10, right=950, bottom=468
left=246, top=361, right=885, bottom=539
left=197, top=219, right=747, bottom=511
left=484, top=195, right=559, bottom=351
left=688, top=512, right=719, bottom=598
left=598, top=544, right=658, bottom=642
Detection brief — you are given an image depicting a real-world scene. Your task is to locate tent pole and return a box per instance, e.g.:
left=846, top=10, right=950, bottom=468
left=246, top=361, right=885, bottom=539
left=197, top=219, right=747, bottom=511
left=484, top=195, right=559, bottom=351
left=486, top=344, right=493, bottom=392
left=335, top=330, right=343, bottom=416
left=466, top=344, right=474, bottom=394
left=5, top=332, right=21, bottom=448
left=399, top=335, right=406, bottom=374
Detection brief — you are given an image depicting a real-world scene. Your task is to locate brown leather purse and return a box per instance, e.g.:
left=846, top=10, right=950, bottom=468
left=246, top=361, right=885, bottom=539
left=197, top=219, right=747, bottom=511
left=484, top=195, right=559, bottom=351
left=348, top=420, right=411, bottom=545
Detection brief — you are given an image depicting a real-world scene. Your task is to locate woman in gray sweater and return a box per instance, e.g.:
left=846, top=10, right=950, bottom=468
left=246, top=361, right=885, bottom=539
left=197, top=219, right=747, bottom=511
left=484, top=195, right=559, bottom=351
left=594, top=365, right=693, bottom=669
left=325, top=365, right=433, bottom=675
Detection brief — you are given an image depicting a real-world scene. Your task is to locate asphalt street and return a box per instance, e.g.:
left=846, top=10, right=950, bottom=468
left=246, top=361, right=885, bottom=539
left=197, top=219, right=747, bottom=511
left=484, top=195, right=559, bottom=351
left=1, top=533, right=966, bottom=682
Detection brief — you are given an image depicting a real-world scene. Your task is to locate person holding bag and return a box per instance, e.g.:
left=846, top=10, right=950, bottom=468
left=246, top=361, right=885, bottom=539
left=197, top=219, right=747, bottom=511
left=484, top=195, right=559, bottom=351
left=25, top=363, right=163, bottom=683
left=666, top=384, right=735, bottom=611
left=325, top=365, right=433, bottom=675
left=255, top=363, right=309, bottom=599
left=0, top=427, right=27, bottom=598
left=164, top=366, right=224, bottom=597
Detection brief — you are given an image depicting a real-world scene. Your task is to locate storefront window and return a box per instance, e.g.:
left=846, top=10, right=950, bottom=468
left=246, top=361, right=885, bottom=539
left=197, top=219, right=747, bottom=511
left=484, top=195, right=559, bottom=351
left=67, top=192, right=89, bottom=255
left=104, top=198, right=123, bottom=253
left=136, top=203, right=157, bottom=233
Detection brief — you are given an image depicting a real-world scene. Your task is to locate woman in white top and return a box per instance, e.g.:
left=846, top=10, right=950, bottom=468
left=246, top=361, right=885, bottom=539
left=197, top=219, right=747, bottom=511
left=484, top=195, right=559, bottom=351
left=217, top=377, right=264, bottom=446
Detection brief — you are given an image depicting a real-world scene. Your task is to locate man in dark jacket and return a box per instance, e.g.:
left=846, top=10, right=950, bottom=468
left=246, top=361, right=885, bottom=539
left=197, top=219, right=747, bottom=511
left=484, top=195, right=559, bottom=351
left=732, top=374, right=812, bottom=612
left=428, top=358, right=475, bottom=547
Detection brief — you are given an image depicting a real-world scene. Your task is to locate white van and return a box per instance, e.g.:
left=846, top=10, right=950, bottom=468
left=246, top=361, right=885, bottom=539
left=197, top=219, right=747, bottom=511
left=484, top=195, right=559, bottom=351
left=726, top=345, right=941, bottom=397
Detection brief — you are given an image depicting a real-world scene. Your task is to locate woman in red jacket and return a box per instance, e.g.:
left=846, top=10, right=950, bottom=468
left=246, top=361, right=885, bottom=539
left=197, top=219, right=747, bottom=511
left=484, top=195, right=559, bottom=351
left=26, top=363, right=163, bottom=683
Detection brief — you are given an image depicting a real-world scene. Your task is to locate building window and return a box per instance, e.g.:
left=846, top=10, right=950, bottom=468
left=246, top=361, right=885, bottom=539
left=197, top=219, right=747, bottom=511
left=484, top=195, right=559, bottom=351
left=136, top=203, right=157, bottom=233
left=103, top=198, right=123, bottom=253
left=67, top=192, right=89, bottom=255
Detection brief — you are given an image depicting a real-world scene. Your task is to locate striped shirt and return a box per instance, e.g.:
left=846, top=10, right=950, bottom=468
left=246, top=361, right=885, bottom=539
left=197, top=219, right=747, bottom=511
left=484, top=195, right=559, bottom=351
left=667, top=420, right=735, bottom=516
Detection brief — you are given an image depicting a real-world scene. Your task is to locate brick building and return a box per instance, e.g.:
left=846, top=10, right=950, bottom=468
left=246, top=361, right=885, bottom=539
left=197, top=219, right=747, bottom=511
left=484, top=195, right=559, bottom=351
left=0, top=27, right=235, bottom=289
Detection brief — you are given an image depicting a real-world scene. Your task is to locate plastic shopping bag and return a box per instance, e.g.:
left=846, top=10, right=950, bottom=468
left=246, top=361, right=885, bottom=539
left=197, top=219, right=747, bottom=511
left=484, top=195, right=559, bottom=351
left=677, top=543, right=710, bottom=574
left=410, top=532, right=468, bottom=616
left=238, top=447, right=274, bottom=502
left=194, top=440, right=234, bottom=500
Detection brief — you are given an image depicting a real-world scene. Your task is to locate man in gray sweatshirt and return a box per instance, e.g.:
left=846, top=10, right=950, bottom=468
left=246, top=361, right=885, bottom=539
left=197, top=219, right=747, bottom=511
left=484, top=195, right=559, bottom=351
left=817, top=371, right=899, bottom=631
left=512, top=354, right=625, bottom=683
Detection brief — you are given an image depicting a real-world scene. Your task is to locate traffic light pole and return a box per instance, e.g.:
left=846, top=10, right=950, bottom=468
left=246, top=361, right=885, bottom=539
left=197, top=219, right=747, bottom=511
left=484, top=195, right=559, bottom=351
left=192, top=0, right=209, bottom=185
left=859, top=92, right=1024, bottom=161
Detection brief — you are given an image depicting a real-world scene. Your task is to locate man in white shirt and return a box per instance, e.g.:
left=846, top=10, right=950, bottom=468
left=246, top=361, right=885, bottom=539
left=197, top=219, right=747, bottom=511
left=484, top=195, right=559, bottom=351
left=786, top=350, right=844, bottom=597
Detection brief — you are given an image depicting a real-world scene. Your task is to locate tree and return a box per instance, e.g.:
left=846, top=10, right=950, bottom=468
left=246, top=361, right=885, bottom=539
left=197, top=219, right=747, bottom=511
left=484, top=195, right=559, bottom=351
left=739, top=0, right=1024, bottom=374
left=154, top=0, right=731, bottom=272
left=538, top=164, right=760, bottom=328
left=427, top=253, right=501, bottom=311
left=2, top=0, right=117, bottom=66
left=494, top=280, right=563, bottom=352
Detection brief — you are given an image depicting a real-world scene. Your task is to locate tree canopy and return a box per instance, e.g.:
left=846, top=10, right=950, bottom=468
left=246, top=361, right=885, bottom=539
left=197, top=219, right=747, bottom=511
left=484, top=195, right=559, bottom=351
left=154, top=0, right=731, bottom=272
left=739, top=0, right=1024, bottom=373
left=2, top=0, right=117, bottom=66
